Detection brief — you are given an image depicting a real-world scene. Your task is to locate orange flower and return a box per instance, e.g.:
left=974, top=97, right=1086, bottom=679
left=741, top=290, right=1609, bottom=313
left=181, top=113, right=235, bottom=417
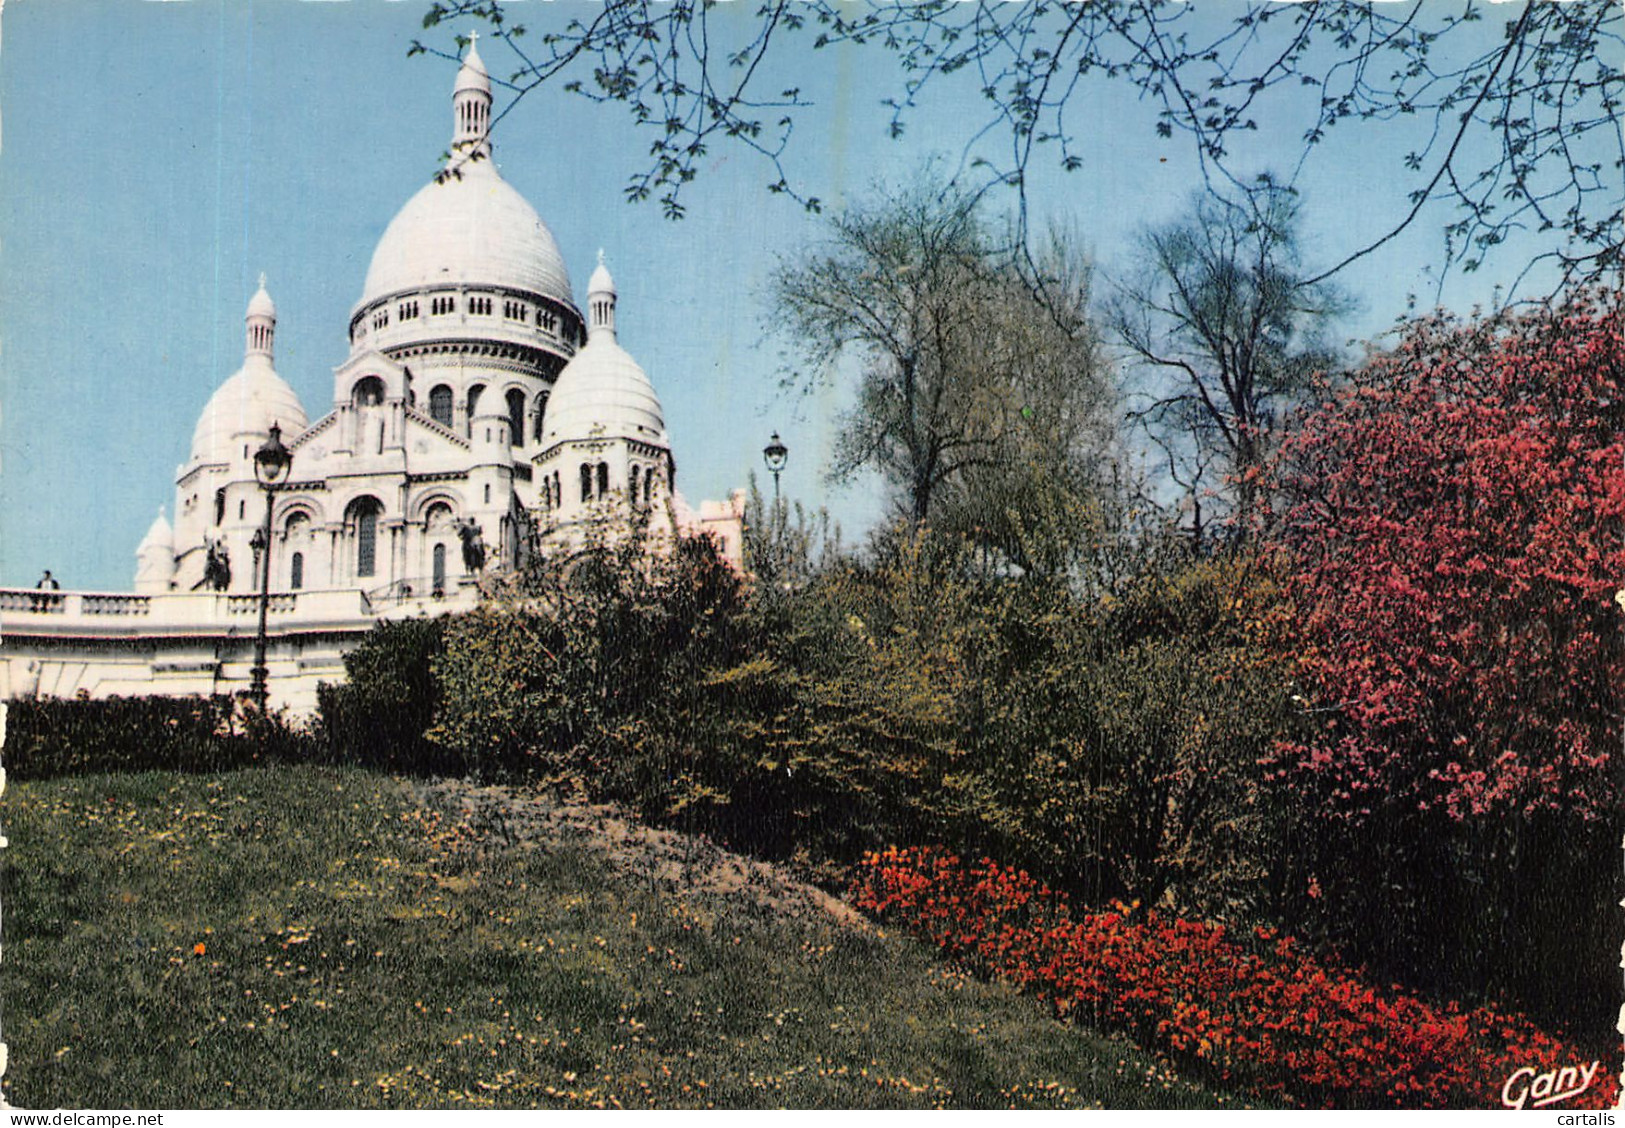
left=193, top=942, right=207, bottom=956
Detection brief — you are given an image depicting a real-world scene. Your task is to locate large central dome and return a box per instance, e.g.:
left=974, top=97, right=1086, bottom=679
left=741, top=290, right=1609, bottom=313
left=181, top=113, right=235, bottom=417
left=355, top=41, right=573, bottom=313
left=358, top=158, right=573, bottom=309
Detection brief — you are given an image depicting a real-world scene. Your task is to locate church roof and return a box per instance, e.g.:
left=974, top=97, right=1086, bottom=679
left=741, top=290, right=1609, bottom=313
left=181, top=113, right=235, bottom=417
left=358, top=160, right=573, bottom=309
left=587, top=253, right=615, bottom=297
left=190, top=284, right=308, bottom=464
left=454, top=38, right=491, bottom=96
left=543, top=265, right=666, bottom=449
left=190, top=357, right=308, bottom=464
left=356, top=41, right=572, bottom=313
left=246, top=277, right=275, bottom=320
left=138, top=508, right=173, bottom=552
left=543, top=336, right=666, bottom=448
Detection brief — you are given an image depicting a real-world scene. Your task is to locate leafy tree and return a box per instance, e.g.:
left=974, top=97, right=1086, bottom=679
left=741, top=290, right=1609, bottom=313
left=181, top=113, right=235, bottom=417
left=418, top=1, right=1623, bottom=291
left=699, top=528, right=1003, bottom=872
left=931, top=232, right=1122, bottom=579
left=1112, top=181, right=1347, bottom=536
left=771, top=175, right=997, bottom=525
left=970, top=543, right=1303, bottom=919
left=1270, top=292, right=1623, bottom=1033
left=738, top=472, right=844, bottom=593
left=772, top=175, right=1115, bottom=533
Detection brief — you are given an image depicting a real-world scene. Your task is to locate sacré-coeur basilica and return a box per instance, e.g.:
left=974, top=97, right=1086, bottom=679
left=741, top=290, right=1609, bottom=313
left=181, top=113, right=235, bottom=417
left=0, top=42, right=744, bottom=711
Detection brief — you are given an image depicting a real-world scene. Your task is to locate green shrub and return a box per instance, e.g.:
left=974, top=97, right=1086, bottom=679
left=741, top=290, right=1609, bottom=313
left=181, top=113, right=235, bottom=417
left=424, top=522, right=1303, bottom=911
left=429, top=530, right=751, bottom=804
left=3, top=695, right=309, bottom=779
left=975, top=553, right=1305, bottom=920
left=316, top=616, right=454, bottom=775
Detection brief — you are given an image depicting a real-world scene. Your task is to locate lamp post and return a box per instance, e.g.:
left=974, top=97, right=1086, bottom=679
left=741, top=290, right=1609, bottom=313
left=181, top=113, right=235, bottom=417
left=762, top=432, right=788, bottom=508
left=249, top=422, right=293, bottom=711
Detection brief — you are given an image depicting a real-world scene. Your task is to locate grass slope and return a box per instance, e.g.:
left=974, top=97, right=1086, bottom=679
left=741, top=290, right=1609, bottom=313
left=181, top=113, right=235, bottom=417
left=5, top=766, right=1233, bottom=1109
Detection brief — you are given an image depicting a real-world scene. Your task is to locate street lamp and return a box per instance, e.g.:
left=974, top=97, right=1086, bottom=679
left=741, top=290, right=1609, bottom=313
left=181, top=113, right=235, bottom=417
left=762, top=432, right=788, bottom=508
left=249, top=422, right=293, bottom=711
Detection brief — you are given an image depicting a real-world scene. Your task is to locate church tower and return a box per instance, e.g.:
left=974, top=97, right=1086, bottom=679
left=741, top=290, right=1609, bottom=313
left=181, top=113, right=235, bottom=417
left=534, top=253, right=674, bottom=546
left=168, top=276, right=307, bottom=594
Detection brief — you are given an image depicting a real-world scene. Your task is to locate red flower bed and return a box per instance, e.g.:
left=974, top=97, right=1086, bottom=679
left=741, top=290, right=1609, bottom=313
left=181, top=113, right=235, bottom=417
left=852, top=846, right=1620, bottom=1109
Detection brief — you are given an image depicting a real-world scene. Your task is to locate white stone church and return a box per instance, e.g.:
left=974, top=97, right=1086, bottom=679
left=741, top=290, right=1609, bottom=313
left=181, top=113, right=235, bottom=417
left=0, top=44, right=745, bottom=713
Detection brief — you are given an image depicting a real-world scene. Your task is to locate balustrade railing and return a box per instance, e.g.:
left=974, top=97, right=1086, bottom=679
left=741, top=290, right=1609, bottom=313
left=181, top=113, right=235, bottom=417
left=0, top=589, right=65, bottom=613
left=82, top=594, right=152, bottom=616
left=0, top=587, right=308, bottom=621
left=0, top=586, right=395, bottom=632
left=226, top=593, right=298, bottom=615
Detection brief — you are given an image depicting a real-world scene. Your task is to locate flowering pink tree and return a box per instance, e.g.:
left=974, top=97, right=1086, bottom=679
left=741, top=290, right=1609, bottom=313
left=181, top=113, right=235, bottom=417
left=1269, top=295, right=1622, bottom=1034
left=1275, top=295, right=1622, bottom=822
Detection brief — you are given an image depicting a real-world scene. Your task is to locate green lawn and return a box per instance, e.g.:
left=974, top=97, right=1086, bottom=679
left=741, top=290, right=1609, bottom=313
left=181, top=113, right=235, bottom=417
left=4, top=765, right=1236, bottom=1109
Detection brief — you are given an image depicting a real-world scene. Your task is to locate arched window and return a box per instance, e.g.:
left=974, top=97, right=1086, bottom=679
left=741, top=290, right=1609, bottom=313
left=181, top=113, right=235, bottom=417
left=579, top=463, right=592, bottom=503
left=214, top=489, right=226, bottom=526
left=347, top=497, right=383, bottom=579
left=506, top=388, right=526, bottom=446
left=554, top=472, right=561, bottom=506
left=284, top=512, right=311, bottom=587
left=542, top=477, right=552, bottom=511
left=630, top=465, right=641, bottom=502
left=358, top=507, right=378, bottom=577
left=645, top=471, right=654, bottom=506
left=428, top=385, right=453, bottom=427
left=466, top=384, right=484, bottom=422
left=353, top=376, right=385, bottom=407
left=432, top=543, right=447, bottom=595
left=532, top=393, right=548, bottom=441
left=596, top=463, right=609, bottom=498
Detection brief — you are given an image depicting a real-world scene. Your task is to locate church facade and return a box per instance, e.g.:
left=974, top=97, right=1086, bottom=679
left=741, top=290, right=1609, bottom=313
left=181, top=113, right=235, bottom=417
left=0, top=44, right=744, bottom=713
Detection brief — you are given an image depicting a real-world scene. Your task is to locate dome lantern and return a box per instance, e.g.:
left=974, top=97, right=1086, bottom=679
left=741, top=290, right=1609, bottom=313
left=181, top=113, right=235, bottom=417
left=245, top=273, right=275, bottom=360
left=588, top=249, right=616, bottom=339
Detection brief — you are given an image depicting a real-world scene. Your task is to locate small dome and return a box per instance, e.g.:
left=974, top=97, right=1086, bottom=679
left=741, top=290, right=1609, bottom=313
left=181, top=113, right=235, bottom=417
left=138, top=508, right=173, bottom=552
left=357, top=159, right=573, bottom=310
left=246, top=278, right=275, bottom=320
left=542, top=333, right=666, bottom=449
left=588, top=254, right=615, bottom=297
left=190, top=356, right=308, bottom=464
left=454, top=40, right=491, bottom=96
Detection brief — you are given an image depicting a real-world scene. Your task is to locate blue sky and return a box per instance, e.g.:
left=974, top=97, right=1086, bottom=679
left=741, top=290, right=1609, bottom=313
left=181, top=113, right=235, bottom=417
left=0, top=0, right=1572, bottom=590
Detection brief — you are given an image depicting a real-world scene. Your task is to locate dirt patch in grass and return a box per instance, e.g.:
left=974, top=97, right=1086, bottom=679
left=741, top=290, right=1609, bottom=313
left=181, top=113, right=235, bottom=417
left=413, top=779, right=867, bottom=927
